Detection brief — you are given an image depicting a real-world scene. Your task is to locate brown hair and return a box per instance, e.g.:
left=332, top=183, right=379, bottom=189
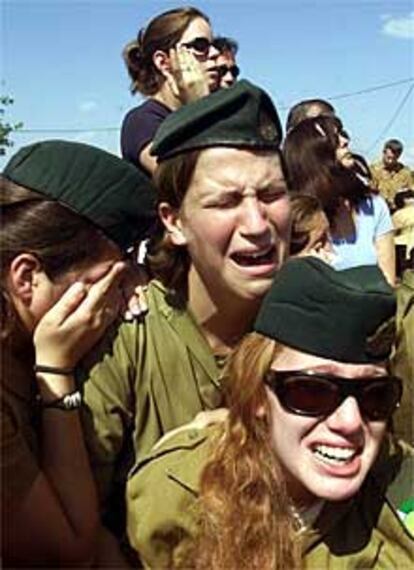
left=175, top=332, right=301, bottom=569
left=147, top=150, right=201, bottom=297
left=123, top=6, right=210, bottom=96
left=289, top=193, right=326, bottom=255
left=384, top=138, right=403, bottom=157
left=286, top=98, right=335, bottom=132
left=283, top=116, right=368, bottom=223
left=0, top=177, right=114, bottom=339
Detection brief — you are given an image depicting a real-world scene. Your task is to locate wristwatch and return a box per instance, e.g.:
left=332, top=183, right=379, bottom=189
left=42, top=390, right=82, bottom=411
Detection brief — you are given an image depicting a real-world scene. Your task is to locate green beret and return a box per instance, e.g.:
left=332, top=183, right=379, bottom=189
left=2, top=140, right=156, bottom=251
left=254, top=257, right=396, bottom=364
left=151, top=80, right=282, bottom=160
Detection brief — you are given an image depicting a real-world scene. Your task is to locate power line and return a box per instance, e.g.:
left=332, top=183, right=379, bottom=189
left=327, top=77, right=414, bottom=101
left=367, top=83, right=414, bottom=154
left=14, top=76, right=414, bottom=135
left=279, top=77, right=414, bottom=110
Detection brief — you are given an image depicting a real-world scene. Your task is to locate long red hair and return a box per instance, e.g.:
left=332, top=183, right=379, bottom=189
left=175, top=333, right=302, bottom=569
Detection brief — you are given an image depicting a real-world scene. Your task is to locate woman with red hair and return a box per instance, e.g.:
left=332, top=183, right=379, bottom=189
left=126, top=257, right=412, bottom=569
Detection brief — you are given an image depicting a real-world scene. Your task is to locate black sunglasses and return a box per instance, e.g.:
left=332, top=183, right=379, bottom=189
left=181, top=37, right=213, bottom=56
left=217, top=64, right=240, bottom=79
left=264, top=370, right=402, bottom=421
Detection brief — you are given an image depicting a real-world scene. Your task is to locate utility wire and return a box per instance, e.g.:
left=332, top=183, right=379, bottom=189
left=327, top=77, right=414, bottom=101
left=279, top=77, right=414, bottom=109
left=367, top=83, right=414, bottom=154
left=14, top=76, right=414, bottom=135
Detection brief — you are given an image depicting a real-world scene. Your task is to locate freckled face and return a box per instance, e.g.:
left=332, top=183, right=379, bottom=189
left=177, top=147, right=291, bottom=303
left=266, top=346, right=388, bottom=506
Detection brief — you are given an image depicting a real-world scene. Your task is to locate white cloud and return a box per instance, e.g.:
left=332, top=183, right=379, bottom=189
left=79, top=100, right=97, bottom=113
left=382, top=12, right=414, bottom=39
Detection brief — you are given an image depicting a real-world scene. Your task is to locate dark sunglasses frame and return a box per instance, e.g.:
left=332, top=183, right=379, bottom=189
left=217, top=64, right=240, bottom=79
left=181, top=37, right=213, bottom=56
left=264, top=370, right=402, bottom=421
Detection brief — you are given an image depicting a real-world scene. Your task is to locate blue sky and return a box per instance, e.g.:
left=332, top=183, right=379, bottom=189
left=2, top=0, right=413, bottom=169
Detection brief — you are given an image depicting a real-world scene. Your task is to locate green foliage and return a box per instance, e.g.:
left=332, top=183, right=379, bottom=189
left=1, top=95, right=23, bottom=156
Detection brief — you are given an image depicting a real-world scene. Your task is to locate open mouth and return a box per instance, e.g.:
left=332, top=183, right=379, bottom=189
left=312, top=444, right=359, bottom=466
left=231, top=245, right=275, bottom=267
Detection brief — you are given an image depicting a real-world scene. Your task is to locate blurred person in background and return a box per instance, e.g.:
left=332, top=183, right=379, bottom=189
left=214, top=36, right=240, bottom=89
left=286, top=98, right=336, bottom=133
left=391, top=190, right=414, bottom=445
left=121, top=6, right=219, bottom=176
left=392, top=189, right=414, bottom=277
left=284, top=115, right=396, bottom=286
left=371, top=139, right=413, bottom=212
left=391, top=264, right=414, bottom=445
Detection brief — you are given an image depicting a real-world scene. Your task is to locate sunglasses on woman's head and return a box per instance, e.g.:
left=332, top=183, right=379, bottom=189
left=264, top=370, right=402, bottom=421
left=217, top=64, right=240, bottom=80
left=181, top=37, right=213, bottom=56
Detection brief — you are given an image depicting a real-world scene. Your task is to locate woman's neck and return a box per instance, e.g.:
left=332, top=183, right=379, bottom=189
left=187, top=268, right=261, bottom=355
left=153, top=82, right=181, bottom=112
left=290, top=499, right=324, bottom=533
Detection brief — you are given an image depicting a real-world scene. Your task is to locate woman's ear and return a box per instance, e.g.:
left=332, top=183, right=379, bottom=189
left=152, top=49, right=171, bottom=78
left=158, top=202, right=188, bottom=246
left=8, top=253, right=42, bottom=305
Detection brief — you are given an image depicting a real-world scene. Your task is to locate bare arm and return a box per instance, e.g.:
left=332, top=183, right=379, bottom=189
left=139, top=142, right=158, bottom=176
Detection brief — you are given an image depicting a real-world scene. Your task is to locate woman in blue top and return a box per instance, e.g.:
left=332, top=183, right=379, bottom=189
left=283, top=116, right=395, bottom=285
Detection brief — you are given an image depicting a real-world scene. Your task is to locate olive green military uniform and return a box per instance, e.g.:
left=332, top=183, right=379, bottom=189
left=79, top=280, right=223, bottom=535
left=1, top=338, right=40, bottom=528
left=392, top=270, right=414, bottom=444
left=370, top=161, right=413, bottom=209
left=126, top=424, right=414, bottom=569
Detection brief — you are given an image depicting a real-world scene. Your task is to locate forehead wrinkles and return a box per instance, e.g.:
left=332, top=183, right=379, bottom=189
left=189, top=148, right=283, bottom=195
